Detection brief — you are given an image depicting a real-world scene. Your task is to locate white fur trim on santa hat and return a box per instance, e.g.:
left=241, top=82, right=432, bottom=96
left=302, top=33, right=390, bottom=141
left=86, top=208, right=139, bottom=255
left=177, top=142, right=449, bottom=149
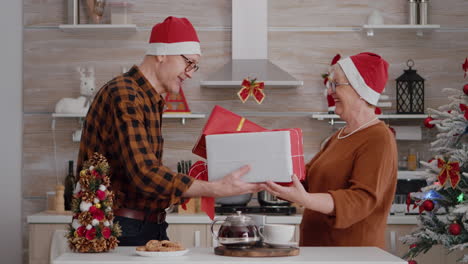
left=338, top=57, right=381, bottom=106
left=146, top=42, right=201, bottom=56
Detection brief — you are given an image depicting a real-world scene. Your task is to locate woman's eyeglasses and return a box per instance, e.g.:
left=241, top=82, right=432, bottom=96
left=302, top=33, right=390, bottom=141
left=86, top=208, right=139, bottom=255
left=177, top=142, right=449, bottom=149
left=327, top=80, right=350, bottom=93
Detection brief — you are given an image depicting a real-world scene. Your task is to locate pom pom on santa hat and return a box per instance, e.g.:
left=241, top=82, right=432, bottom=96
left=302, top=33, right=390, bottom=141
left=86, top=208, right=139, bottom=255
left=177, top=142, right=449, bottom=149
left=146, top=16, right=201, bottom=56
left=337, top=52, right=389, bottom=106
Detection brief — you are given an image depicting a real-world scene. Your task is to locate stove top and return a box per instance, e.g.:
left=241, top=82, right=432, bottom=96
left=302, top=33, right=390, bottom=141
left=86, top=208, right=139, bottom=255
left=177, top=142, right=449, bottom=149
left=215, top=205, right=296, bottom=215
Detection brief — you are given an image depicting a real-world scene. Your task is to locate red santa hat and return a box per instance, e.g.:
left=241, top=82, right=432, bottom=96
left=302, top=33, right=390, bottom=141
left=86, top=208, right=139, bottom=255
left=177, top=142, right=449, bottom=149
left=146, top=16, right=201, bottom=56
left=337, top=52, right=389, bottom=106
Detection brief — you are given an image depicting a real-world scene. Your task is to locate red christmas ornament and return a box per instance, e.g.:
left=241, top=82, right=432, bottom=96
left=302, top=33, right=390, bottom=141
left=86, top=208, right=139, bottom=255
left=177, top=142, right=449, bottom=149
left=424, top=116, right=435, bottom=128
left=464, top=84, right=468, bottom=95
left=408, top=260, right=417, bottom=264
left=409, top=243, right=417, bottom=249
left=449, top=223, right=462, bottom=236
left=422, top=200, right=434, bottom=211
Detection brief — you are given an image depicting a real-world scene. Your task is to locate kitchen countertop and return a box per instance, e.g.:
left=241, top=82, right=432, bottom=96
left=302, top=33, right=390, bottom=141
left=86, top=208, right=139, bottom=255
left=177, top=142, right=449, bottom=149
left=28, top=212, right=420, bottom=225
left=52, top=246, right=406, bottom=264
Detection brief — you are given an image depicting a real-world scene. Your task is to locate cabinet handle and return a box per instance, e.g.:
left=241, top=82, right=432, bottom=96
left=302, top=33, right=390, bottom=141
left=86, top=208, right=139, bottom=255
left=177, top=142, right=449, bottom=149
left=390, top=231, right=396, bottom=254
left=194, top=230, right=200, bottom=248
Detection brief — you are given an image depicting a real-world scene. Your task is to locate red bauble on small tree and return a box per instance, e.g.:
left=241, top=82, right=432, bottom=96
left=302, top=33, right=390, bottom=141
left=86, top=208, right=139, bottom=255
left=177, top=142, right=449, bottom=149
left=422, top=200, right=434, bottom=212
left=424, top=116, right=435, bottom=128
left=449, top=223, right=462, bottom=236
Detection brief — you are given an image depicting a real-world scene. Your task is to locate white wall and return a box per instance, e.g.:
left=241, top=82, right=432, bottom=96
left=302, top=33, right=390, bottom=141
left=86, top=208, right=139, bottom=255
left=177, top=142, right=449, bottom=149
left=0, top=0, right=23, bottom=263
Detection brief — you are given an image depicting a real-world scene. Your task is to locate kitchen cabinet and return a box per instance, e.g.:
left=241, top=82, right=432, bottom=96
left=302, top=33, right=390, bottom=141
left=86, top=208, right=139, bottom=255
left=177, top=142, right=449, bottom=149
left=384, top=224, right=468, bottom=264
left=30, top=213, right=463, bottom=264
left=167, top=224, right=208, bottom=248
left=29, top=223, right=68, bottom=264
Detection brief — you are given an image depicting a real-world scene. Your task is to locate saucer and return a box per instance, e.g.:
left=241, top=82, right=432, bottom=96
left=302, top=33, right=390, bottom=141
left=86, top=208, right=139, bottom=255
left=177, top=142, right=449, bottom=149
left=263, top=240, right=298, bottom=248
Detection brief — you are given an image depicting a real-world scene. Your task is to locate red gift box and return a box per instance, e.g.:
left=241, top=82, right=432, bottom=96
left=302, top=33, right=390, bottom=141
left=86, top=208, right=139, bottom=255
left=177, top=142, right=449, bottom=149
left=192, top=105, right=266, bottom=159
left=270, top=128, right=305, bottom=184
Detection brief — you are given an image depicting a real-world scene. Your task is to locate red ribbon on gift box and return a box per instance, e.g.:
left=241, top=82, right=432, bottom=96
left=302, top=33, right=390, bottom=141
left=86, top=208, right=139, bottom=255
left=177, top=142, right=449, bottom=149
left=180, top=161, right=216, bottom=220
left=238, top=78, right=265, bottom=104
left=437, top=158, right=461, bottom=188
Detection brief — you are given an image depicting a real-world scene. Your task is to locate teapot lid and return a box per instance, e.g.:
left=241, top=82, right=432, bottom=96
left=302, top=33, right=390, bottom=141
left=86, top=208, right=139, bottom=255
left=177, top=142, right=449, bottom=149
left=225, top=211, right=254, bottom=225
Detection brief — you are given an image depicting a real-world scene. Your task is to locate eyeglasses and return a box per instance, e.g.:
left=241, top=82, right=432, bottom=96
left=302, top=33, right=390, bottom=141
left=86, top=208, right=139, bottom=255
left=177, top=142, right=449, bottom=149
left=180, top=55, right=199, bottom=73
left=327, top=80, right=350, bottom=93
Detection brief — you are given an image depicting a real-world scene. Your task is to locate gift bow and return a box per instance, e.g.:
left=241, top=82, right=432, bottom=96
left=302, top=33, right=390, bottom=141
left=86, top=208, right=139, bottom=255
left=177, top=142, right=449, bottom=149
left=437, top=158, right=461, bottom=188
left=238, top=78, right=265, bottom=104
left=180, top=161, right=216, bottom=220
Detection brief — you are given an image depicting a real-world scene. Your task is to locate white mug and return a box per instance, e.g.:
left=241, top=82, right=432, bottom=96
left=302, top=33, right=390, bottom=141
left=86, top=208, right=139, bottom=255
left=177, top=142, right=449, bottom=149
left=259, top=224, right=295, bottom=244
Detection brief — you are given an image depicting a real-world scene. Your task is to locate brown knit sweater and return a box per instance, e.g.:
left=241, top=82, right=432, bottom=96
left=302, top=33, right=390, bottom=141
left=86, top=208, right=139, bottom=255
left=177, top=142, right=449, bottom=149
left=300, top=121, right=397, bottom=249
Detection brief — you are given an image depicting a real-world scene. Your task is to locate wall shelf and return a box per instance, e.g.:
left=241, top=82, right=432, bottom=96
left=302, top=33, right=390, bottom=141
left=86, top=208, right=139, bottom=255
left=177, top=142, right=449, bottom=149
left=58, top=24, right=137, bottom=32
left=311, top=112, right=428, bottom=125
left=397, top=170, right=427, bottom=180
left=362, top=24, right=440, bottom=37
left=52, top=112, right=205, bottom=125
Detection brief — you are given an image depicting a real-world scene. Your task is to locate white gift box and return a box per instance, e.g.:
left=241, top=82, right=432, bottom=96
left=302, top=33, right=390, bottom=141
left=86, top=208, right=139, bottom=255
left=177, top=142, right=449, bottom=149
left=206, top=131, right=294, bottom=183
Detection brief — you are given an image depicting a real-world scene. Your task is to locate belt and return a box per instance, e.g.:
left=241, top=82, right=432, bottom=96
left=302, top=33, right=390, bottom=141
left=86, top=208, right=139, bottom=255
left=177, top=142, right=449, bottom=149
left=114, top=208, right=166, bottom=224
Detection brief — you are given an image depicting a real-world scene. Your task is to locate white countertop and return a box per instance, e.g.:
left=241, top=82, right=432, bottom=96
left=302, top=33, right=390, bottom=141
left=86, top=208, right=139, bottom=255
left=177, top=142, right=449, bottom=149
left=52, top=246, right=406, bottom=264
left=28, top=212, right=419, bottom=225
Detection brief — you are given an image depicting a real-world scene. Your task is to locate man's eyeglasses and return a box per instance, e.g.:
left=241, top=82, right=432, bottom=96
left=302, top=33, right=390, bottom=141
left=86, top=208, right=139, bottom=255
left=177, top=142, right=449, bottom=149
left=180, top=55, right=199, bottom=73
left=327, top=80, right=350, bottom=93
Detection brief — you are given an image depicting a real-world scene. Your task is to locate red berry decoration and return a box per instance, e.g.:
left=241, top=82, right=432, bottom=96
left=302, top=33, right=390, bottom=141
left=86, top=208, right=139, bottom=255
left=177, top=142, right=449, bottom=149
left=408, top=260, right=417, bottom=264
left=422, top=200, right=434, bottom=211
left=449, top=223, right=462, bottom=236
left=409, top=243, right=417, bottom=249
left=424, top=116, right=435, bottom=128
left=464, top=84, right=468, bottom=95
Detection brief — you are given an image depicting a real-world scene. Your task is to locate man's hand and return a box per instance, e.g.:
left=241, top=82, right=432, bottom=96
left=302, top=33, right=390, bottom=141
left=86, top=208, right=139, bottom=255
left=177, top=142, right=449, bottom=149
left=183, top=165, right=265, bottom=198
left=211, top=165, right=265, bottom=197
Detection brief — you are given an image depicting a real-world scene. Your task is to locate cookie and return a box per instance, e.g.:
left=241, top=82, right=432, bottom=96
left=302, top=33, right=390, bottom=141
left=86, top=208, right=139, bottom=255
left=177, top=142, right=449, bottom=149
left=136, top=246, right=146, bottom=251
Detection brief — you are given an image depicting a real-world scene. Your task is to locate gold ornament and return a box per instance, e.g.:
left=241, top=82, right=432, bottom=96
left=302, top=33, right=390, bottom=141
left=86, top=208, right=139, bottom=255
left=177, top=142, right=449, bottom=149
left=95, top=203, right=101, bottom=209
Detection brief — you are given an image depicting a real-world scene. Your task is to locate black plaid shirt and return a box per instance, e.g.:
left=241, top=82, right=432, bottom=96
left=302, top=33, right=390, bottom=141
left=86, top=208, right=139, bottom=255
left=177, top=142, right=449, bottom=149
left=77, top=65, right=194, bottom=212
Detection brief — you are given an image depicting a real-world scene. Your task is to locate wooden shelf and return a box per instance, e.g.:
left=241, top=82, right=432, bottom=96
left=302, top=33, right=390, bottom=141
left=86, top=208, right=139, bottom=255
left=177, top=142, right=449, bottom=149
left=363, top=24, right=440, bottom=36
left=52, top=112, right=205, bottom=125
left=397, top=170, right=427, bottom=180
left=58, top=24, right=137, bottom=32
left=311, top=112, right=428, bottom=125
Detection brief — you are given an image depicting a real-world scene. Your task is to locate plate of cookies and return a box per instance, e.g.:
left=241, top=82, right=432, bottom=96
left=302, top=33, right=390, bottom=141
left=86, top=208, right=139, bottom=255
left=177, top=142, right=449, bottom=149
left=136, top=240, right=189, bottom=257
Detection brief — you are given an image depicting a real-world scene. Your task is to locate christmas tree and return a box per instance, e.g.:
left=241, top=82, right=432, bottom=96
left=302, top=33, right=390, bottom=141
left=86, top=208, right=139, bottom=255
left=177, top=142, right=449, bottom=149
left=67, top=153, right=122, bottom=253
left=401, top=59, right=468, bottom=263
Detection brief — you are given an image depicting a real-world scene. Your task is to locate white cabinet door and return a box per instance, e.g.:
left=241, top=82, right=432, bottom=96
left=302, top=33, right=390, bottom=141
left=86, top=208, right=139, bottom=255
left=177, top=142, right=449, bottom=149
left=167, top=224, right=208, bottom=248
left=386, top=224, right=445, bottom=264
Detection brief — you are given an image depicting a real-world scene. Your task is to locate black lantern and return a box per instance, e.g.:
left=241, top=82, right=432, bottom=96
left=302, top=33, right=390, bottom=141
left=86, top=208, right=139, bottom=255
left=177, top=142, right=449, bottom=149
left=396, top=60, right=425, bottom=114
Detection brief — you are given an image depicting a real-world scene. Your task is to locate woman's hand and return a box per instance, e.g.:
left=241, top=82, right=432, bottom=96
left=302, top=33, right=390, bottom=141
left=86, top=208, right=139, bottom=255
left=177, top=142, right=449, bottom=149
left=264, top=174, right=309, bottom=206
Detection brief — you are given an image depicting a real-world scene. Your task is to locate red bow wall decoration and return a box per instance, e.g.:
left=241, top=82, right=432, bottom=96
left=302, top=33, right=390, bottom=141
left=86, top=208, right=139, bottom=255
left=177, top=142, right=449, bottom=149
left=238, top=78, right=265, bottom=104
left=437, top=158, right=461, bottom=188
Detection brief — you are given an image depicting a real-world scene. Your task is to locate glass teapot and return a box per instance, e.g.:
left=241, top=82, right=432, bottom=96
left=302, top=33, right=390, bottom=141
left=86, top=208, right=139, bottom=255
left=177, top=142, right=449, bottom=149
left=210, top=211, right=261, bottom=248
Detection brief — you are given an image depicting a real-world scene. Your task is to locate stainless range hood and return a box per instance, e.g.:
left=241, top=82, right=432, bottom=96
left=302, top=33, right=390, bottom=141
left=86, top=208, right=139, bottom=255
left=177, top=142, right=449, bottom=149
left=200, top=0, right=303, bottom=88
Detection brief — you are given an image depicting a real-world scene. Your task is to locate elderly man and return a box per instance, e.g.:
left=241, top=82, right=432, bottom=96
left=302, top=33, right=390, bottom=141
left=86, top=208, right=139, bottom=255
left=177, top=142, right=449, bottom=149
left=77, top=16, right=264, bottom=246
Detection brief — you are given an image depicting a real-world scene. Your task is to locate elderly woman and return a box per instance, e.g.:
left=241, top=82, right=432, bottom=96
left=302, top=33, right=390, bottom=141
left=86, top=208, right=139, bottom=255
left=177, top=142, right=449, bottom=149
left=265, top=52, right=397, bottom=249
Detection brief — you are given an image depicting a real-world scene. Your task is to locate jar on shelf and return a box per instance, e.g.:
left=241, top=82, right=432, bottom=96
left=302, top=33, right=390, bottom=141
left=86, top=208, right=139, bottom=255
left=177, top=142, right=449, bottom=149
left=407, top=148, right=417, bottom=171
left=419, top=0, right=429, bottom=25
left=408, top=0, right=418, bottom=25
left=108, top=1, right=133, bottom=24
left=399, top=156, right=408, bottom=170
